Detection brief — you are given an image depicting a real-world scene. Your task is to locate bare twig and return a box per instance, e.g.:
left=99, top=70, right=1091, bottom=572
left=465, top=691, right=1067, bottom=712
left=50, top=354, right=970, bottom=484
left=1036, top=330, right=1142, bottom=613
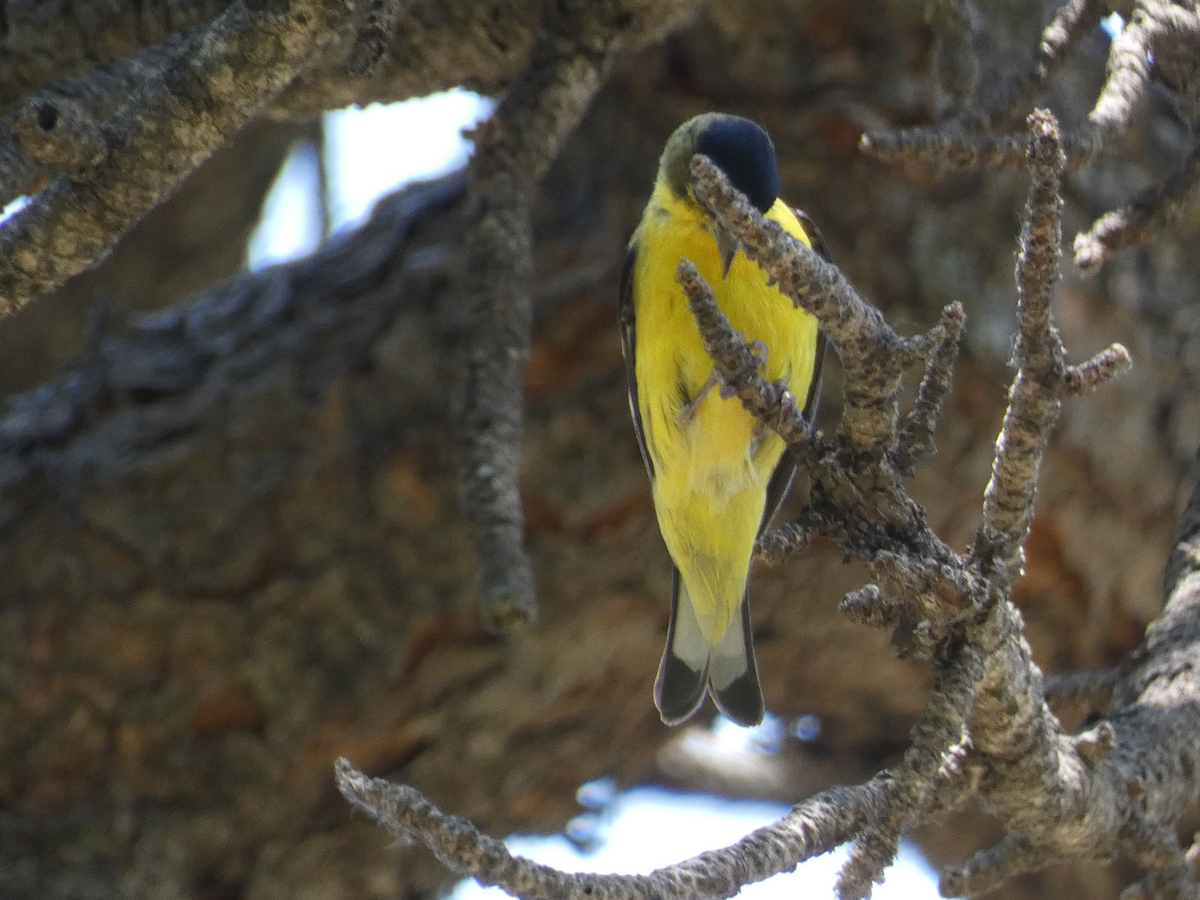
left=336, top=757, right=887, bottom=900
left=452, top=13, right=617, bottom=633
left=1074, top=145, right=1200, bottom=272
left=859, top=129, right=1032, bottom=171
left=971, top=108, right=1072, bottom=578
left=688, top=154, right=954, bottom=460
left=685, top=155, right=970, bottom=595
left=941, top=833, right=1055, bottom=897
left=835, top=649, right=981, bottom=900
left=930, top=0, right=1106, bottom=129
left=970, top=111, right=1130, bottom=579
left=893, top=304, right=966, bottom=475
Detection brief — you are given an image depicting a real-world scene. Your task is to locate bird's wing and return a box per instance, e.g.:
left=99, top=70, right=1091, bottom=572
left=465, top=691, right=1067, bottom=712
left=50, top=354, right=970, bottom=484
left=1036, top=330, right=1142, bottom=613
left=619, top=240, right=654, bottom=479
left=760, top=208, right=831, bottom=531
left=793, top=207, right=830, bottom=423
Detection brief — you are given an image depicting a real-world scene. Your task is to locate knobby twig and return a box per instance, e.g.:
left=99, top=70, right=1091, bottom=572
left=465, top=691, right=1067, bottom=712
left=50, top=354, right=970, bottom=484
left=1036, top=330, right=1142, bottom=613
left=972, top=109, right=1131, bottom=581
left=686, top=153, right=974, bottom=623
left=927, top=0, right=1105, bottom=126
left=337, top=757, right=889, bottom=900
left=1074, top=144, right=1200, bottom=272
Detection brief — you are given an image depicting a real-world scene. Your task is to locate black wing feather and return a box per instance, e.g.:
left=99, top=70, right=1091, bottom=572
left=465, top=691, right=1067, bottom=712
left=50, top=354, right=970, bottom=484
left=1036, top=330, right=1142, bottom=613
left=618, top=242, right=654, bottom=479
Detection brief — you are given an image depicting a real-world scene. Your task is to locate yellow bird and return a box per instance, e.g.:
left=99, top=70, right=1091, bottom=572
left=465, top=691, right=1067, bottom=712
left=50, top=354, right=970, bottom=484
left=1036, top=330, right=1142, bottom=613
left=619, top=113, right=826, bottom=727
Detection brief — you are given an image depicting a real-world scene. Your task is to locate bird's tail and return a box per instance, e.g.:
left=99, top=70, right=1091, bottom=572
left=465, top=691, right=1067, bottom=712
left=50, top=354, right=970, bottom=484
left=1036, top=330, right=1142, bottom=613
left=654, top=571, right=765, bottom=727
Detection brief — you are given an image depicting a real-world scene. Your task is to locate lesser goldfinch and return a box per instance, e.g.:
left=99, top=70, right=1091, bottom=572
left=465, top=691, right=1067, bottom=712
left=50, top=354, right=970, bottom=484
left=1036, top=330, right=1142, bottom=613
left=619, top=113, right=826, bottom=727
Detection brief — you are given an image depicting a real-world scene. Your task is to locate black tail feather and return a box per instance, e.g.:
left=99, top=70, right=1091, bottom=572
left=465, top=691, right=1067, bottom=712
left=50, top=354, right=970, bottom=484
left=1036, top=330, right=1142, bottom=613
left=708, top=594, right=764, bottom=727
left=655, top=572, right=765, bottom=727
left=655, top=570, right=708, bottom=725
left=655, top=649, right=708, bottom=726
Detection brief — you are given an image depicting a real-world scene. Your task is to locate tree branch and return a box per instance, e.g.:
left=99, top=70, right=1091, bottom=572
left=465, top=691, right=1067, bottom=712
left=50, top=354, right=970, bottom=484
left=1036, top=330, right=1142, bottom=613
left=0, top=30, right=200, bottom=210
left=451, top=15, right=610, bottom=634
left=451, top=0, right=696, bottom=631
left=336, top=69, right=1190, bottom=900
left=337, top=756, right=888, bottom=900
left=0, top=172, right=467, bottom=488
left=0, top=0, right=363, bottom=317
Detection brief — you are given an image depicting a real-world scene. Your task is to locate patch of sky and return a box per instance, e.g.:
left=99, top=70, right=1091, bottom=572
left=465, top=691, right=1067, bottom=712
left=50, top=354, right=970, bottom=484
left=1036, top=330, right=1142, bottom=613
left=247, top=88, right=494, bottom=271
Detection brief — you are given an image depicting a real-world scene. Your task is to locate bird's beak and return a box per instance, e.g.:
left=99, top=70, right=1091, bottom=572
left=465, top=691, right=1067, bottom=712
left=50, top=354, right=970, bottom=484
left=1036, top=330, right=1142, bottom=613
left=715, top=227, right=740, bottom=279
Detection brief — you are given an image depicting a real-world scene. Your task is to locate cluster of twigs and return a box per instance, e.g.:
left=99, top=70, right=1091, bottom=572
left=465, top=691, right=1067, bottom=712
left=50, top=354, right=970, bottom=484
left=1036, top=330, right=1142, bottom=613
left=339, top=109, right=1200, bottom=898
left=862, top=0, right=1200, bottom=273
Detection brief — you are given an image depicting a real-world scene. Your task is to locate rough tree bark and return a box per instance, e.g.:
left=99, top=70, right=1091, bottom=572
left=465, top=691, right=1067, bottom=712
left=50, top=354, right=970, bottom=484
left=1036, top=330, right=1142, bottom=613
left=3, top=2, right=1200, bottom=900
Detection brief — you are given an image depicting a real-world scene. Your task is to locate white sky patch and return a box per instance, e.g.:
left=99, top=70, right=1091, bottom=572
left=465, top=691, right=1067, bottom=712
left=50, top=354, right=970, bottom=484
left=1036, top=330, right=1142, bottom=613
left=1101, top=12, right=1125, bottom=39
left=246, top=141, right=324, bottom=271
left=324, top=89, right=494, bottom=232
left=246, top=89, right=494, bottom=270
left=449, top=787, right=941, bottom=900
left=0, top=194, right=30, bottom=229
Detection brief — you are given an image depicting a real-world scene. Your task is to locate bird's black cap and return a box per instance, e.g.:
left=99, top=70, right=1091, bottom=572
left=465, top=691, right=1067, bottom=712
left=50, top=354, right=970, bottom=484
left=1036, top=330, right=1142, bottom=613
left=660, top=113, right=781, bottom=215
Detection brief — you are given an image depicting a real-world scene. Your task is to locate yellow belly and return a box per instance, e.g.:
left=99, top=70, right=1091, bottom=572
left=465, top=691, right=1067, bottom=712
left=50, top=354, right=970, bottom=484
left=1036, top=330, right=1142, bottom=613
left=632, top=185, right=819, bottom=641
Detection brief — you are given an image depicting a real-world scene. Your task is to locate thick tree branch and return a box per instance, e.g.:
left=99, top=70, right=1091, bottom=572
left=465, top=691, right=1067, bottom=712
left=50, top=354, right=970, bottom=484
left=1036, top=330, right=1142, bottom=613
left=0, top=0, right=363, bottom=317
left=0, top=173, right=466, bottom=488
left=0, top=31, right=199, bottom=209
left=0, top=1, right=231, bottom=107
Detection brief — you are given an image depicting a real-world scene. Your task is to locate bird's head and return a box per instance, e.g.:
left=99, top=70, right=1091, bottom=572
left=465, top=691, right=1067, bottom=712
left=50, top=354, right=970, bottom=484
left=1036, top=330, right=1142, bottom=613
left=659, top=113, right=781, bottom=215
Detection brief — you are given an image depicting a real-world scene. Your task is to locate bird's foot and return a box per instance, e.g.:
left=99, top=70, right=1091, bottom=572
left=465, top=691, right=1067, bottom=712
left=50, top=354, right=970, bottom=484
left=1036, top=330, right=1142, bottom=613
left=682, top=342, right=769, bottom=425
left=679, top=369, right=722, bottom=426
